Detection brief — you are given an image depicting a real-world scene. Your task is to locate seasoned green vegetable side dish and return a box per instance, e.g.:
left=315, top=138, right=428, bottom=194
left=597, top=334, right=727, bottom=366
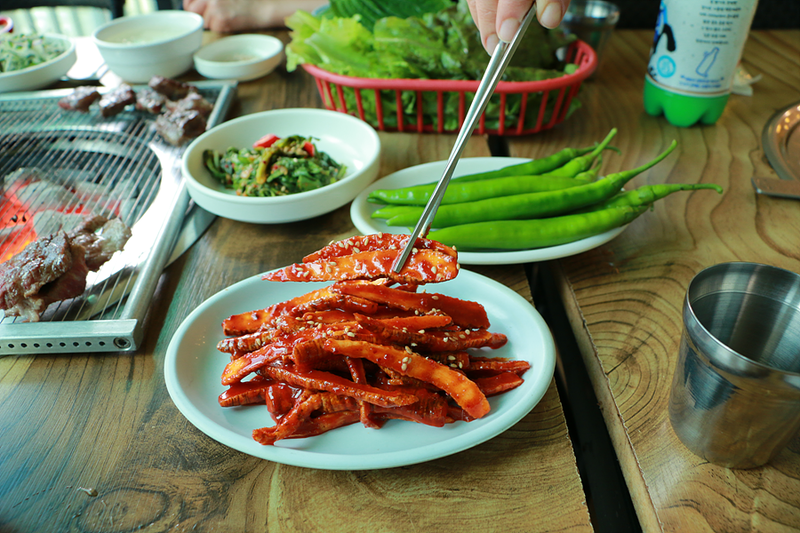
left=367, top=128, right=724, bottom=251
left=0, top=33, right=68, bottom=73
left=203, top=135, right=347, bottom=197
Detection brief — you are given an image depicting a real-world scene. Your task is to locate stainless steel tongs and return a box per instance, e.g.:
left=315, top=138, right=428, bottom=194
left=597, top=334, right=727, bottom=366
left=392, top=7, right=537, bottom=273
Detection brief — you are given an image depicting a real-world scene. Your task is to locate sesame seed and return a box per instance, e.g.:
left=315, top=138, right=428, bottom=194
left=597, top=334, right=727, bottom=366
left=418, top=330, right=425, bottom=334
left=447, top=355, right=456, bottom=361
left=450, top=364, right=457, bottom=368
left=401, top=363, right=408, bottom=371
left=458, top=362, right=463, bottom=368
left=354, top=247, right=361, bottom=253
left=459, top=334, right=466, bottom=339
left=432, top=295, right=439, bottom=300
left=347, top=331, right=356, bottom=337
left=431, top=266, right=437, bottom=274
left=410, top=342, right=417, bottom=346
left=404, top=346, right=412, bottom=354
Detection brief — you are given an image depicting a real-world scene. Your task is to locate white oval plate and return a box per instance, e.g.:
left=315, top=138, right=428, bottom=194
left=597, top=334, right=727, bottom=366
left=350, top=157, right=627, bottom=265
left=164, top=269, right=556, bottom=470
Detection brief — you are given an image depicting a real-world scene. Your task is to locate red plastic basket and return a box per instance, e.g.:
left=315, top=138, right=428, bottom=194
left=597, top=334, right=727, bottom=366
left=302, top=40, right=596, bottom=136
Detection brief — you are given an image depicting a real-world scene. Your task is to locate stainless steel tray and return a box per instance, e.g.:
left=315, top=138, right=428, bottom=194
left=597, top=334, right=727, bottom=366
left=762, top=100, right=800, bottom=181
left=0, top=80, right=236, bottom=354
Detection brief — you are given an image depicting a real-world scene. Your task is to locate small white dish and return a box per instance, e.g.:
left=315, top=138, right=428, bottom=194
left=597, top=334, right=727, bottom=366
left=350, top=157, right=628, bottom=265
left=194, top=34, right=284, bottom=81
left=92, top=10, right=204, bottom=83
left=164, top=269, right=556, bottom=469
left=0, top=33, right=76, bottom=94
left=182, top=108, right=381, bottom=224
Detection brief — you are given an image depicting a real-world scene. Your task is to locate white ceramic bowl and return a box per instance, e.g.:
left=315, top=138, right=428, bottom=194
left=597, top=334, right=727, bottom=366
left=194, top=34, right=284, bottom=81
left=0, top=34, right=76, bottom=94
left=182, top=108, right=381, bottom=224
left=92, top=10, right=204, bottom=83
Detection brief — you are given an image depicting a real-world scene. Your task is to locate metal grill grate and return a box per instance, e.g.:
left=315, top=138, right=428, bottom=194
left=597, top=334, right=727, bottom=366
left=0, top=81, right=236, bottom=354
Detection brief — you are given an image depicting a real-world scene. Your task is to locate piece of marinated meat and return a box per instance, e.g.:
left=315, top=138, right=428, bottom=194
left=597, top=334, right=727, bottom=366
left=99, top=84, right=137, bottom=117
left=154, top=109, right=207, bottom=146
left=0, top=232, right=80, bottom=322
left=57, top=86, right=101, bottom=112
left=0, top=216, right=132, bottom=322
left=135, top=87, right=167, bottom=114
left=70, top=216, right=133, bottom=271
left=166, top=91, right=214, bottom=118
left=148, top=75, right=196, bottom=100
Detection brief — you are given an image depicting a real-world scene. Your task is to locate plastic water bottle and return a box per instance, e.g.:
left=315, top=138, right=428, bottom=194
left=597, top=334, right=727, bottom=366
left=643, top=0, right=758, bottom=127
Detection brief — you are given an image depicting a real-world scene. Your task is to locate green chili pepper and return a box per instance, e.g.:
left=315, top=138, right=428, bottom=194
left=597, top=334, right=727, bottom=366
left=448, top=143, right=599, bottom=183
left=369, top=173, right=592, bottom=208
left=368, top=150, right=609, bottom=208
left=367, top=139, right=616, bottom=205
left=428, top=206, right=649, bottom=250
left=583, top=182, right=723, bottom=211
left=372, top=204, right=424, bottom=220
left=385, top=140, right=678, bottom=228
left=544, top=128, right=617, bottom=178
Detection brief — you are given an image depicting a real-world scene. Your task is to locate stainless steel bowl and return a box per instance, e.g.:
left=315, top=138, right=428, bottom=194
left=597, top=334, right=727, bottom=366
left=669, top=262, right=800, bottom=468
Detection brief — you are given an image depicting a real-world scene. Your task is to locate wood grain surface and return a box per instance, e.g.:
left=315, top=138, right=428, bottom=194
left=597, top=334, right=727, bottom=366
left=0, top=30, right=592, bottom=533
left=508, top=30, right=800, bottom=533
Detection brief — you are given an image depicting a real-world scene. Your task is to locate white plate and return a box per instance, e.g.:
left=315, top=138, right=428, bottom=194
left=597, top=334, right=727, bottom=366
left=350, top=157, right=627, bottom=265
left=164, top=269, right=556, bottom=470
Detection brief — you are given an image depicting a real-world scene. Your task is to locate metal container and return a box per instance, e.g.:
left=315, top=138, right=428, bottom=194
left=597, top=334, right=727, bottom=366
left=669, top=262, right=800, bottom=468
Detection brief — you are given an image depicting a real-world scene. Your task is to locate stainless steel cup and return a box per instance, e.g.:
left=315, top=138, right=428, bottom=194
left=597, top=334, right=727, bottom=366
left=669, top=262, right=800, bottom=469
left=560, top=0, right=620, bottom=76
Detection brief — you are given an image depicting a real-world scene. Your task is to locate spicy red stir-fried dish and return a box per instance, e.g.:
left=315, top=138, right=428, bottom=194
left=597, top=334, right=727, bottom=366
left=216, top=234, right=530, bottom=445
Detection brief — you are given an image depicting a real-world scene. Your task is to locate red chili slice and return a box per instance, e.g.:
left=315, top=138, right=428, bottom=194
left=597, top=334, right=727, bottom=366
left=253, top=133, right=279, bottom=149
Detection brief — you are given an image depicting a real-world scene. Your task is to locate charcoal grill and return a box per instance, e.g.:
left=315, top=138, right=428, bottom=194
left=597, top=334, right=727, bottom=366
left=0, top=81, right=237, bottom=354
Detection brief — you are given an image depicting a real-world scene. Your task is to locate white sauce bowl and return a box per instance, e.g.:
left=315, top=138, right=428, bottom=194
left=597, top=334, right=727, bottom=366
left=194, top=34, right=284, bottom=82
left=92, top=10, right=204, bottom=83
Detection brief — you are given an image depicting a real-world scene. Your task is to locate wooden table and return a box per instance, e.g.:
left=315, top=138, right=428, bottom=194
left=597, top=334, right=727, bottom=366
left=0, top=31, right=593, bottom=533
left=507, top=30, right=800, bottom=532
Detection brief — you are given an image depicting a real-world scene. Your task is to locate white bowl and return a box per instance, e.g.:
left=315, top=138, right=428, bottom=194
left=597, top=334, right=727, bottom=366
left=0, top=34, right=76, bottom=94
left=182, top=108, right=381, bottom=224
left=92, top=10, right=204, bottom=83
left=194, top=34, right=284, bottom=82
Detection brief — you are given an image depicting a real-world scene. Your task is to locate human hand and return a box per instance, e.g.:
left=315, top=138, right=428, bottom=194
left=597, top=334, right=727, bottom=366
left=183, top=0, right=326, bottom=32
left=466, top=0, right=571, bottom=54
left=183, top=0, right=262, bottom=32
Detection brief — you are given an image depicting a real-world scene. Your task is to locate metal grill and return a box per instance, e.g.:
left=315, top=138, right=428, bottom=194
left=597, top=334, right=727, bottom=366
left=0, top=80, right=236, bottom=354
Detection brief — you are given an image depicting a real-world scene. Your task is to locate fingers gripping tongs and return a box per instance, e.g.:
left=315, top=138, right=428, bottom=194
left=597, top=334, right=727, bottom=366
left=392, top=7, right=537, bottom=273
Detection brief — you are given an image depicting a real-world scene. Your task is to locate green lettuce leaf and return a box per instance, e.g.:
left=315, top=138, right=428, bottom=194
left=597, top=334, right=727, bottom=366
left=285, top=0, right=581, bottom=132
